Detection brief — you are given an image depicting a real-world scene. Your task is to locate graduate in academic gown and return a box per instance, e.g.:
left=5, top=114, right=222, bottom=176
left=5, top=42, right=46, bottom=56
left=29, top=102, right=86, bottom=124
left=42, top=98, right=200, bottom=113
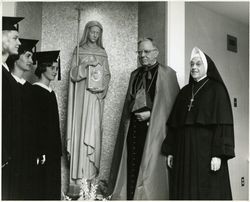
left=2, top=16, right=23, bottom=200
left=107, top=38, right=179, bottom=200
left=162, top=47, right=235, bottom=200
left=32, top=50, right=62, bottom=200
left=6, top=38, right=39, bottom=199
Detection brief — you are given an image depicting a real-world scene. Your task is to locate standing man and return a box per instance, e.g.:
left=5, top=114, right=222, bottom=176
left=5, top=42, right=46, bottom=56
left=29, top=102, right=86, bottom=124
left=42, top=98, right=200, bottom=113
left=107, top=38, right=179, bottom=200
left=2, top=16, right=24, bottom=200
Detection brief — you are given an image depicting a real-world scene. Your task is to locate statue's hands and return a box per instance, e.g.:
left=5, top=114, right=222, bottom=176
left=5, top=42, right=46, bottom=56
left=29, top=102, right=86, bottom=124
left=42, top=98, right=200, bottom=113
left=88, top=60, right=99, bottom=67
left=79, top=61, right=98, bottom=69
left=211, top=157, right=221, bottom=171
left=85, top=56, right=99, bottom=67
left=88, top=88, right=104, bottom=94
left=167, top=155, right=174, bottom=168
left=134, top=111, right=151, bottom=122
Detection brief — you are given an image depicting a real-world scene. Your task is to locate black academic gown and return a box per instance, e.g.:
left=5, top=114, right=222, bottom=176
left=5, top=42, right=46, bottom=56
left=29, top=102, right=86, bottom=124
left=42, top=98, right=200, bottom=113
left=162, top=54, right=235, bottom=200
left=32, top=84, right=62, bottom=200
left=14, top=81, right=39, bottom=199
left=2, top=66, right=22, bottom=200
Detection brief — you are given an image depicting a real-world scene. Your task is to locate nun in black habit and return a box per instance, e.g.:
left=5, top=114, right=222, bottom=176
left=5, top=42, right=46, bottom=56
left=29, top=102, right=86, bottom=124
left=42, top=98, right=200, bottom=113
left=162, top=47, right=235, bottom=200
left=32, top=51, right=62, bottom=200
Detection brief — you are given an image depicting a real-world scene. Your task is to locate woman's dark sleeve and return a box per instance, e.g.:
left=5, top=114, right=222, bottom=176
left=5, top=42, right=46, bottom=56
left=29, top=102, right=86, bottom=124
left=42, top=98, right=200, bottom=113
left=211, top=125, right=235, bottom=160
left=161, top=127, right=176, bottom=156
left=211, top=83, right=235, bottom=160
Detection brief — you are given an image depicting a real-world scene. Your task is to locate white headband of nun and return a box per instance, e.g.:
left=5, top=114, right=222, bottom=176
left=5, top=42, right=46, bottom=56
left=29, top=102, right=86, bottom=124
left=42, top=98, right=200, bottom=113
left=190, top=47, right=208, bottom=73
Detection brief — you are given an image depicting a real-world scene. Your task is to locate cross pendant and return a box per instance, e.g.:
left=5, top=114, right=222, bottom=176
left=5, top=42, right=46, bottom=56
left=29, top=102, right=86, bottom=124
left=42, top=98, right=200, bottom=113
left=188, top=98, right=194, bottom=111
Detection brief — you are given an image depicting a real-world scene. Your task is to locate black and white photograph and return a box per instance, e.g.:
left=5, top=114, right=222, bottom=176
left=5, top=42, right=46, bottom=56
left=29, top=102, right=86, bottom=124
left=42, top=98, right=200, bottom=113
left=1, top=1, right=249, bottom=200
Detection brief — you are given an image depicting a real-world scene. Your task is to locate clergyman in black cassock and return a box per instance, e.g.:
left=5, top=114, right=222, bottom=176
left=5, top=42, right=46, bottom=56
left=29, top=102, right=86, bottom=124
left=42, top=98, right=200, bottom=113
left=107, top=38, right=179, bottom=200
left=32, top=50, right=62, bottom=200
left=162, top=47, right=235, bottom=200
left=2, top=16, right=24, bottom=200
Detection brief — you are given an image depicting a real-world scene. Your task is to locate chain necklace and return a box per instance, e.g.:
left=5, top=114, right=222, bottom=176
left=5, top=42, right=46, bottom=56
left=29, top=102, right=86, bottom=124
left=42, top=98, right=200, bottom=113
left=188, top=79, right=209, bottom=111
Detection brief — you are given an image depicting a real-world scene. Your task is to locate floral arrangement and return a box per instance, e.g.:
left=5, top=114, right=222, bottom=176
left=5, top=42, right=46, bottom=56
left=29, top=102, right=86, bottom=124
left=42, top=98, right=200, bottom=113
left=79, top=178, right=98, bottom=200
left=63, top=178, right=111, bottom=201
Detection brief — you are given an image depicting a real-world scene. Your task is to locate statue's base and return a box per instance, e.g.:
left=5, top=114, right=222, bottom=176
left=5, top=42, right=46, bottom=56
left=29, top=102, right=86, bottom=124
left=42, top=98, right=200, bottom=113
left=67, top=184, right=81, bottom=199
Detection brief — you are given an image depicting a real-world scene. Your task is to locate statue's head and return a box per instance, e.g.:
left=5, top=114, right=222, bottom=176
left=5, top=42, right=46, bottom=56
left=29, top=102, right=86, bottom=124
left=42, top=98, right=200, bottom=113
left=79, top=21, right=104, bottom=49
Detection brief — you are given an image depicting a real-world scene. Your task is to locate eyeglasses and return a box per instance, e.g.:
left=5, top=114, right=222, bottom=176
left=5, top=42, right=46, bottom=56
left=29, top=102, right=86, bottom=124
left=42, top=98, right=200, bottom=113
left=136, top=49, right=156, bottom=55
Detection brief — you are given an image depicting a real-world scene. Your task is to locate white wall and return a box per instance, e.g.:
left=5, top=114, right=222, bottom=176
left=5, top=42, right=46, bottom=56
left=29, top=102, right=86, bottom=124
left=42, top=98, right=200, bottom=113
left=167, top=1, right=185, bottom=88
left=185, top=3, right=249, bottom=200
left=2, top=2, right=16, bottom=16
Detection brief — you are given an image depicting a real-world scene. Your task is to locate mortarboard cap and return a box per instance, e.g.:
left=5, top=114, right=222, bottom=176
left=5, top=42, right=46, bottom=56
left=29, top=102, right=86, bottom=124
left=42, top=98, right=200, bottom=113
left=19, top=38, right=39, bottom=53
left=2, top=16, right=24, bottom=31
left=34, top=50, right=61, bottom=80
left=19, top=38, right=39, bottom=65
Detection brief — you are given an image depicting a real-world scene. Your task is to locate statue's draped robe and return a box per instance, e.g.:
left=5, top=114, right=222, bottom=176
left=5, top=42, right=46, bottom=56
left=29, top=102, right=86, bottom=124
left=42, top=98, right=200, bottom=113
left=66, top=45, right=111, bottom=190
left=107, top=64, right=179, bottom=200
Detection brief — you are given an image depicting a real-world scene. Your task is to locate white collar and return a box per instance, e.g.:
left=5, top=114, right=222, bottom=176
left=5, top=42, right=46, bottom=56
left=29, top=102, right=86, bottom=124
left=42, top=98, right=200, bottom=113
left=33, top=82, right=52, bottom=92
left=196, top=75, right=207, bottom=82
left=2, top=63, right=10, bottom=72
left=11, top=73, right=26, bottom=85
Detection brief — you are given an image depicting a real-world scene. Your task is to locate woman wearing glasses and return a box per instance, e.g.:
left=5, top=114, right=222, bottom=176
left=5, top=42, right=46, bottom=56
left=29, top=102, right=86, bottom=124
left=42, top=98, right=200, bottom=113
left=32, top=51, right=62, bottom=200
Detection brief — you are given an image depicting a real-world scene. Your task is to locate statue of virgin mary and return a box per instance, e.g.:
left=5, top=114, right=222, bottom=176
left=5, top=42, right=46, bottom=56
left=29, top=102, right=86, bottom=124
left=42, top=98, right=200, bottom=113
left=66, top=21, right=111, bottom=196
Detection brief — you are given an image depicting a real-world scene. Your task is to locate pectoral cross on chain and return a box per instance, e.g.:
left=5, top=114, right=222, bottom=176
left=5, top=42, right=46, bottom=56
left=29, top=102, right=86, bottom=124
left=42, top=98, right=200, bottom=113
left=187, top=79, right=209, bottom=112
left=188, top=98, right=194, bottom=111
